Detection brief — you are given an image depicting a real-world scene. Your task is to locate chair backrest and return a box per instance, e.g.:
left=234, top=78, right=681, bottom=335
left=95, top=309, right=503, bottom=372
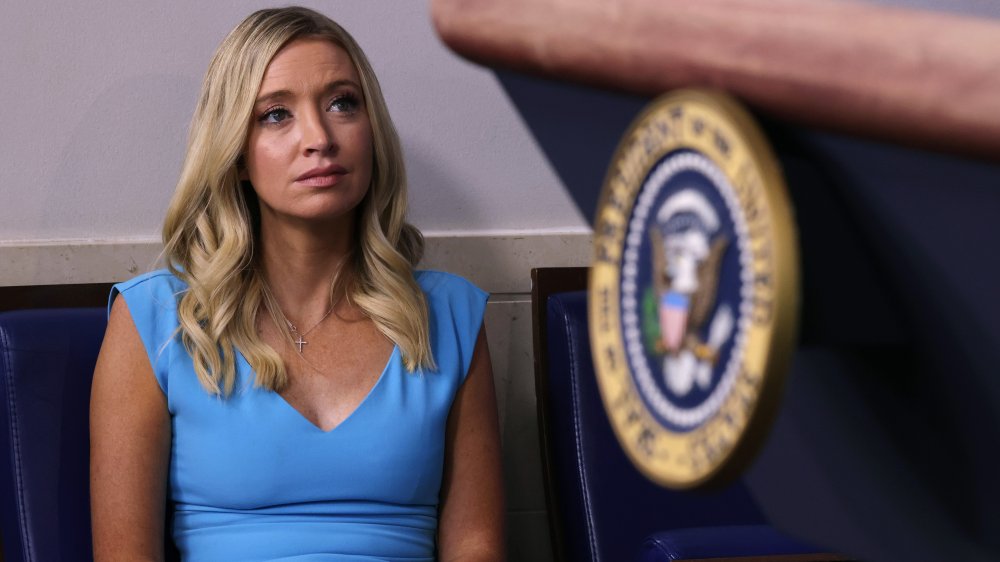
left=0, top=308, right=106, bottom=562
left=541, top=291, right=767, bottom=561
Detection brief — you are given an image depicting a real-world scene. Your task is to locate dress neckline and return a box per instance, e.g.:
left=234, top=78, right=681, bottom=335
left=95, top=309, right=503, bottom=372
left=237, top=344, right=400, bottom=434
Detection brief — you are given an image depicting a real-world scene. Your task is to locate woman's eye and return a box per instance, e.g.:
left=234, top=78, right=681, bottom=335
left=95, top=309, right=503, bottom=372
left=328, top=94, right=360, bottom=114
left=259, top=107, right=291, bottom=124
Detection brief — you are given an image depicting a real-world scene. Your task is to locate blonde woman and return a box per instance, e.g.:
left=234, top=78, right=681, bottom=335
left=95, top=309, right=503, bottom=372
left=90, top=7, right=504, bottom=561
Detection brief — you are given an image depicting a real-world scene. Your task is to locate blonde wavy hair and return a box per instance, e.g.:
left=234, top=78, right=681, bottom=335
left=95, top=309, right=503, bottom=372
left=162, top=6, right=432, bottom=396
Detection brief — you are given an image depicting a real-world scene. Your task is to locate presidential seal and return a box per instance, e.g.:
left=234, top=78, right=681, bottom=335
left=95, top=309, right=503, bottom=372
left=589, top=90, right=799, bottom=489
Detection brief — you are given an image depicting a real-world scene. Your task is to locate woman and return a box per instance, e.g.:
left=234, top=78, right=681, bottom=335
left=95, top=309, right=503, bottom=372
left=90, top=7, right=504, bottom=561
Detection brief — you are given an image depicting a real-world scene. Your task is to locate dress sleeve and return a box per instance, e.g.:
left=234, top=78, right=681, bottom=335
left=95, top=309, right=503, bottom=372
left=108, top=272, right=180, bottom=396
left=418, top=271, right=490, bottom=382
left=450, top=276, right=489, bottom=381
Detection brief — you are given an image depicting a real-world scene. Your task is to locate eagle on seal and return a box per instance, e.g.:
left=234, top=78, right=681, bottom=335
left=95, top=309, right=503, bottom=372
left=643, top=189, right=733, bottom=397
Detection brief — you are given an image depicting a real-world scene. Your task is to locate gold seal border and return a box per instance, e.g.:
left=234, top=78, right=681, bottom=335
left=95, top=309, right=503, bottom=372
left=588, top=89, right=800, bottom=490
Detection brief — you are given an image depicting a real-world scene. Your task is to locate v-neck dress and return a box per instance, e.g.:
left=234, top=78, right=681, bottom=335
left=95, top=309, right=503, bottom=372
left=110, top=269, right=488, bottom=561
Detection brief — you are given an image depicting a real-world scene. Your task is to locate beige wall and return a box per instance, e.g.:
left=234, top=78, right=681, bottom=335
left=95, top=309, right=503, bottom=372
left=0, top=0, right=586, bottom=244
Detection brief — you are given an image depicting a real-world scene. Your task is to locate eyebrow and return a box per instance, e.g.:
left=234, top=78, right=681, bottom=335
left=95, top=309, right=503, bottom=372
left=254, top=79, right=362, bottom=107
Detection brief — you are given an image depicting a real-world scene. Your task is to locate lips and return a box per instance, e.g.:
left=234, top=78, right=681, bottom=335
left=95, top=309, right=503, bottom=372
left=295, top=164, right=347, bottom=187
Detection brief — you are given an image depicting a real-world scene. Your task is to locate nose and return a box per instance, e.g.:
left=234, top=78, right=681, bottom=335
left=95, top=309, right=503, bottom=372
left=301, top=106, right=336, bottom=155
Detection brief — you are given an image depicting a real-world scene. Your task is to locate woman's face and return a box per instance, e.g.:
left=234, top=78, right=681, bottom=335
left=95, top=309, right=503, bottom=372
left=244, top=38, right=373, bottom=228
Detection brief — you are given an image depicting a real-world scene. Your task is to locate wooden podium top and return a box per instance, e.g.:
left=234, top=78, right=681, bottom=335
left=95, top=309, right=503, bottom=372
left=432, top=0, right=1000, bottom=160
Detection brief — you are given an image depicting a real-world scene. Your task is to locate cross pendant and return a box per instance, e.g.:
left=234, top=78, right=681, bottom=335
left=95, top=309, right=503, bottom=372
left=294, top=335, right=307, bottom=353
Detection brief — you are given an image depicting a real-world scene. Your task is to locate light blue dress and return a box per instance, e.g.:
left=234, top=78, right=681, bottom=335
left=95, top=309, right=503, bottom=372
left=110, top=269, right=488, bottom=561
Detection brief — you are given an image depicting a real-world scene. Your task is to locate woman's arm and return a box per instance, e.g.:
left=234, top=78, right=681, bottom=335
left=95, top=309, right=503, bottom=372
left=90, top=296, right=171, bottom=561
left=438, top=325, right=506, bottom=562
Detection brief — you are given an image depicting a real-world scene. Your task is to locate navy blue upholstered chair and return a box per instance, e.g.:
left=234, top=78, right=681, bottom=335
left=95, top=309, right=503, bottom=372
left=0, top=308, right=106, bottom=561
left=541, top=290, right=824, bottom=561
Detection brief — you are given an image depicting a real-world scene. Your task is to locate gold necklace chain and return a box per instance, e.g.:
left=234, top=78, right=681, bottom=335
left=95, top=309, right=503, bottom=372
left=260, top=278, right=340, bottom=354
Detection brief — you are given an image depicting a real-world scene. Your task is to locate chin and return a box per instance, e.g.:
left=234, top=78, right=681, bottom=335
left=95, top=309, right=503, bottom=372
left=267, top=191, right=366, bottom=224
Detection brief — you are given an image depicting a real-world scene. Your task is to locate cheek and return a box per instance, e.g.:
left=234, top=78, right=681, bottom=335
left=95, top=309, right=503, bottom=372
left=245, top=141, right=287, bottom=185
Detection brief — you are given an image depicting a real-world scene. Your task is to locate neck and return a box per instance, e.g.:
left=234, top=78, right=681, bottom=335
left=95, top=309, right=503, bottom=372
left=258, top=214, right=357, bottom=324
